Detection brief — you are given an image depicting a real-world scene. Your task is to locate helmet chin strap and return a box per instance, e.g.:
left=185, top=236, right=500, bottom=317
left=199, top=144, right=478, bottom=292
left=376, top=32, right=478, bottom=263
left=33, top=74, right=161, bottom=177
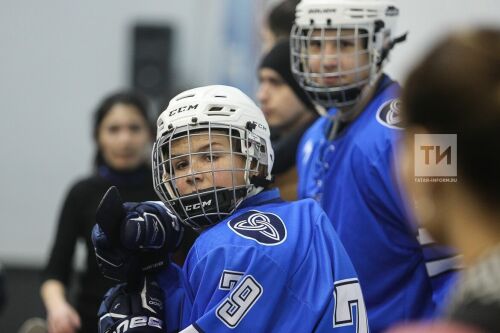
left=250, top=174, right=274, bottom=188
left=326, top=73, right=385, bottom=141
left=244, top=174, right=274, bottom=200
left=377, top=32, right=408, bottom=67
left=338, top=72, right=384, bottom=122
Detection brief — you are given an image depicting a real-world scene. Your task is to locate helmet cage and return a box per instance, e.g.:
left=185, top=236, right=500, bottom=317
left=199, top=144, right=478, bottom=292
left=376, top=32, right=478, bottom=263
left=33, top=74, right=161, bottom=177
left=152, top=122, right=270, bottom=230
left=291, top=22, right=376, bottom=108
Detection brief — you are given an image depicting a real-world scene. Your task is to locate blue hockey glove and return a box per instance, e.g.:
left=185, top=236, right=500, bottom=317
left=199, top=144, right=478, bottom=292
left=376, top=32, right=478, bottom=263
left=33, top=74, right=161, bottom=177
left=98, top=277, right=165, bottom=333
left=92, top=186, right=184, bottom=282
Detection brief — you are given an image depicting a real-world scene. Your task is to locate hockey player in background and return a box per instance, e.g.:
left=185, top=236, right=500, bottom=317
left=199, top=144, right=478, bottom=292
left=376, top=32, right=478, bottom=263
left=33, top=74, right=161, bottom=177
left=92, top=85, right=369, bottom=332
left=290, top=0, right=459, bottom=331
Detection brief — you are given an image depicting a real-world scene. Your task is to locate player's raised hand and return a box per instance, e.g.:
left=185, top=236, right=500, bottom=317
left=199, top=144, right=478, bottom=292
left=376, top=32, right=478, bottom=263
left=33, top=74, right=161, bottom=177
left=92, top=186, right=184, bottom=282
left=98, top=276, right=165, bottom=333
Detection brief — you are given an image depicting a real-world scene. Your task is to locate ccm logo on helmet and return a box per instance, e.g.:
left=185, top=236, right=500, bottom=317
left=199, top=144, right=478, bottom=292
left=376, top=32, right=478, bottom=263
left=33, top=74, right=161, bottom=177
left=185, top=200, right=212, bottom=211
left=111, top=316, right=162, bottom=333
left=169, top=104, right=198, bottom=117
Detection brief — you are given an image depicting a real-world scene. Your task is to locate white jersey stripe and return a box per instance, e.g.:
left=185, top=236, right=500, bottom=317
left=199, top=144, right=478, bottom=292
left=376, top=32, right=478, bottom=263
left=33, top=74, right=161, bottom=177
left=426, top=255, right=463, bottom=277
left=417, top=228, right=435, bottom=246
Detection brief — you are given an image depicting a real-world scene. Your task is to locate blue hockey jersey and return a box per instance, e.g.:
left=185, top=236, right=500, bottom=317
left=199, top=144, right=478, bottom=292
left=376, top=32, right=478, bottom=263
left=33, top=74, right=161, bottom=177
left=297, top=75, right=459, bottom=333
left=156, top=189, right=369, bottom=333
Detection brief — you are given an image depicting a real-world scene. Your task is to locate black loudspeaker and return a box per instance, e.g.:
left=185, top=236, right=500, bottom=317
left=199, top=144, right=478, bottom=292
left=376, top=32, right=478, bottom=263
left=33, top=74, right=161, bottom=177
left=132, top=24, right=173, bottom=98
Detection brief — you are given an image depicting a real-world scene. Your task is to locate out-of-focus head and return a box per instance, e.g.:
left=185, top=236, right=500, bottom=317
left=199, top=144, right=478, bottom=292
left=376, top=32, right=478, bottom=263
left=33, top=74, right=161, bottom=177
left=93, top=91, right=153, bottom=171
left=291, top=0, right=401, bottom=109
left=400, top=28, right=500, bottom=243
left=258, top=39, right=316, bottom=130
left=261, top=0, right=300, bottom=52
left=152, top=85, right=274, bottom=230
left=386, top=321, right=484, bottom=333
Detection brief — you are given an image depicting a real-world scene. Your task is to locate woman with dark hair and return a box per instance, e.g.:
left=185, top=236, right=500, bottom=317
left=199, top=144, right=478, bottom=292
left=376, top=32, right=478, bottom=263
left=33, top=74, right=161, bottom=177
left=390, top=28, right=500, bottom=333
left=41, top=91, right=157, bottom=333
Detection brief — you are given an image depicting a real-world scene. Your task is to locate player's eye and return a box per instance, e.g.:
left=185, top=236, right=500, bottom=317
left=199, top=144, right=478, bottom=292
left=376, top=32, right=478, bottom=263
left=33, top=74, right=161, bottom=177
left=309, top=39, right=322, bottom=49
left=174, top=159, right=189, bottom=171
left=340, top=39, right=354, bottom=48
left=204, top=153, right=220, bottom=163
left=129, top=124, right=142, bottom=133
left=269, top=77, right=284, bottom=87
left=107, top=125, right=120, bottom=134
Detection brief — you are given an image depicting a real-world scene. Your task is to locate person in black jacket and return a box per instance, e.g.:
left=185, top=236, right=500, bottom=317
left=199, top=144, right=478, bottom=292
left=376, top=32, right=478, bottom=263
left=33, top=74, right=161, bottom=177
left=41, top=91, right=158, bottom=333
left=257, top=40, right=317, bottom=200
left=0, top=262, right=5, bottom=316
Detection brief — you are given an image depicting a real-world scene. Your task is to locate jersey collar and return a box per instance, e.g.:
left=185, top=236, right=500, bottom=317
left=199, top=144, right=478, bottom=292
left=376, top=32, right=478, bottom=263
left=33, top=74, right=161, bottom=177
left=236, top=189, right=282, bottom=211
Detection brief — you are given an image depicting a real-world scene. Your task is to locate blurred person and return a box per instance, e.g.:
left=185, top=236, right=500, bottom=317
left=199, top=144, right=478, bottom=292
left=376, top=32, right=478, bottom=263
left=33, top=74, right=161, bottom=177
left=393, top=28, right=500, bottom=333
left=290, top=0, right=459, bottom=331
left=40, top=91, right=157, bottom=333
left=387, top=322, right=483, bottom=333
left=261, top=0, right=300, bottom=52
left=0, top=262, right=5, bottom=315
left=257, top=39, right=317, bottom=200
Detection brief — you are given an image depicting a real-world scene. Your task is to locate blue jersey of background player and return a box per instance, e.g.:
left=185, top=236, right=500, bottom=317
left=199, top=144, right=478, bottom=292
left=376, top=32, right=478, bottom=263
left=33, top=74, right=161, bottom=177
left=93, top=85, right=369, bottom=333
left=290, top=0, right=460, bottom=332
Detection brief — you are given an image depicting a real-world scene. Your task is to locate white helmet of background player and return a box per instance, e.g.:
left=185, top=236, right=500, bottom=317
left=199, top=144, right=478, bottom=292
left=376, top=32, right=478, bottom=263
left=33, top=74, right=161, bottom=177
left=291, top=0, right=404, bottom=109
left=152, top=85, right=274, bottom=230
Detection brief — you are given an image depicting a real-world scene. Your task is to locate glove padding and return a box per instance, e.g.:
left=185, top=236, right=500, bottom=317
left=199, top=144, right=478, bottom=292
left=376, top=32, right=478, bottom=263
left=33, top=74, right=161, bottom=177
left=98, top=277, right=165, bottom=333
left=92, top=186, right=184, bottom=282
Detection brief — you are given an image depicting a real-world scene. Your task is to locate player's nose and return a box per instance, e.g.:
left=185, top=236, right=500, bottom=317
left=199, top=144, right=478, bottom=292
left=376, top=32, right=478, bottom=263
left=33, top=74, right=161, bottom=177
left=184, top=165, right=206, bottom=189
left=322, top=43, right=339, bottom=67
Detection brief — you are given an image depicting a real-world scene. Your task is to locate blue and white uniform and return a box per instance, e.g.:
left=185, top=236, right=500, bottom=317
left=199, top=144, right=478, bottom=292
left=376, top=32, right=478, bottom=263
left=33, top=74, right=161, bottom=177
left=157, top=189, right=368, bottom=333
left=297, top=75, right=459, bottom=333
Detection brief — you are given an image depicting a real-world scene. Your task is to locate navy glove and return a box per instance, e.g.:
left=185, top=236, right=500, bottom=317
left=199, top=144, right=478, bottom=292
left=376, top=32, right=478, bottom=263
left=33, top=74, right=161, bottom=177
left=98, top=277, right=165, bottom=333
left=92, top=186, right=184, bottom=282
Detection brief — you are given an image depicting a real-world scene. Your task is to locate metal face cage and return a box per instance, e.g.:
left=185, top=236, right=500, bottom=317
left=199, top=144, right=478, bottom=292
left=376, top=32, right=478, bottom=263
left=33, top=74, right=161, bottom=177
left=152, top=122, right=268, bottom=230
left=291, top=23, right=374, bottom=109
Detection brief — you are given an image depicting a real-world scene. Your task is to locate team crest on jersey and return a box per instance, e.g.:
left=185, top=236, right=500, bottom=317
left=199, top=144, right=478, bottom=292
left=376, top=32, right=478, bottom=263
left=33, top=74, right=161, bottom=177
left=376, top=98, right=404, bottom=129
left=228, top=210, right=287, bottom=246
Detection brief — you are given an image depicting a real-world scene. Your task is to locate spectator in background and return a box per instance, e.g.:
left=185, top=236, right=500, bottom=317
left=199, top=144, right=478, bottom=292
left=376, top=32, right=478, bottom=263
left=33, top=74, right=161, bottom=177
left=390, top=28, right=500, bottom=333
left=40, top=91, right=158, bottom=333
left=0, top=262, right=5, bottom=316
left=261, top=0, right=299, bottom=52
left=257, top=39, right=317, bottom=200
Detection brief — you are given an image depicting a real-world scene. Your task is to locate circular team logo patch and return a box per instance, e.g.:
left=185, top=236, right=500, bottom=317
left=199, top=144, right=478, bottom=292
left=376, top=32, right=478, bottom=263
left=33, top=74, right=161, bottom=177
left=228, top=210, right=287, bottom=246
left=376, top=98, right=404, bottom=129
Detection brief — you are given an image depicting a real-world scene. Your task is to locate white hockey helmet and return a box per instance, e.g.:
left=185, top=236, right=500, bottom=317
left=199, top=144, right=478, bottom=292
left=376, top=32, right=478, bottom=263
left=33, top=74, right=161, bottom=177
left=152, top=85, right=274, bottom=229
left=291, top=0, right=403, bottom=109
